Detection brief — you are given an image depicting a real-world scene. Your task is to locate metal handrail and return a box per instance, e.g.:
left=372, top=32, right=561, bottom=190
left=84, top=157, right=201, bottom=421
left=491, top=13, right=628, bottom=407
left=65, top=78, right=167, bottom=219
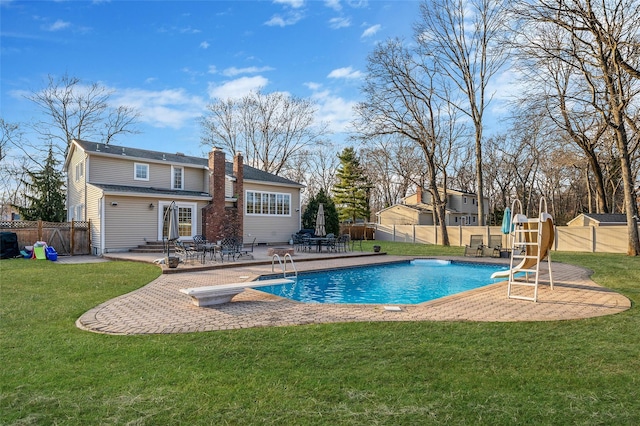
left=271, top=253, right=298, bottom=278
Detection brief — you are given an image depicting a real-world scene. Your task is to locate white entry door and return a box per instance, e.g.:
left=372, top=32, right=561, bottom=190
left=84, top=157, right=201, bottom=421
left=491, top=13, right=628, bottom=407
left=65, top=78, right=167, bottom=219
left=158, top=202, right=198, bottom=240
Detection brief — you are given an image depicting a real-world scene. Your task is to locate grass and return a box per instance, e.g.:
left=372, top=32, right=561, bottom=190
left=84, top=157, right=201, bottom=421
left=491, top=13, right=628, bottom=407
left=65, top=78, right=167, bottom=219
left=1, top=246, right=639, bottom=425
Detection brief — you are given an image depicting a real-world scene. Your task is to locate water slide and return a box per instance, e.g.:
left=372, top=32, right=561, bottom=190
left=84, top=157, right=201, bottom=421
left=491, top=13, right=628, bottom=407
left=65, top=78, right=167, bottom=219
left=491, top=213, right=554, bottom=280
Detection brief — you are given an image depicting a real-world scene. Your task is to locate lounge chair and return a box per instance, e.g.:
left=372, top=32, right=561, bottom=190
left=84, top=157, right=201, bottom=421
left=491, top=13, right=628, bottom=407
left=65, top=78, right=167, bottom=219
left=464, top=235, right=484, bottom=257
left=482, top=235, right=503, bottom=257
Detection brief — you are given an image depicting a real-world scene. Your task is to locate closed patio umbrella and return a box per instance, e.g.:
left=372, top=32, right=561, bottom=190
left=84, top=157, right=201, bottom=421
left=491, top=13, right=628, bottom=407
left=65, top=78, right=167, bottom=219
left=315, top=203, right=326, bottom=237
left=165, top=201, right=180, bottom=258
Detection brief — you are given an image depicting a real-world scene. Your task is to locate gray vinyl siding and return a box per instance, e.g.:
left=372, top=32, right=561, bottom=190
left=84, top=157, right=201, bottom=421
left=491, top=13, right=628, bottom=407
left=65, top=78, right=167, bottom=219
left=242, top=182, right=301, bottom=244
left=88, top=155, right=206, bottom=192
left=86, top=184, right=103, bottom=253
left=103, top=196, right=160, bottom=252
left=100, top=196, right=206, bottom=252
left=67, top=148, right=86, bottom=220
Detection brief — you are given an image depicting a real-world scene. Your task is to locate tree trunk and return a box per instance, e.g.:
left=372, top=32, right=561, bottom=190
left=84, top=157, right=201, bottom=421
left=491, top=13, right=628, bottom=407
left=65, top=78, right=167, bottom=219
left=612, top=124, right=640, bottom=255
left=475, top=125, right=485, bottom=226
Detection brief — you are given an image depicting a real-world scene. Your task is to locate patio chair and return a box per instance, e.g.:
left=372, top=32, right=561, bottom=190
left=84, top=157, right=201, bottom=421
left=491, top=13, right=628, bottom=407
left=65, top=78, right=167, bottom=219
left=482, top=235, right=503, bottom=257
left=335, top=234, right=350, bottom=252
left=174, top=240, right=201, bottom=264
left=300, top=234, right=312, bottom=252
left=237, top=237, right=256, bottom=259
left=464, top=235, right=484, bottom=257
left=219, top=237, right=240, bottom=262
left=323, top=234, right=337, bottom=252
left=292, top=234, right=302, bottom=252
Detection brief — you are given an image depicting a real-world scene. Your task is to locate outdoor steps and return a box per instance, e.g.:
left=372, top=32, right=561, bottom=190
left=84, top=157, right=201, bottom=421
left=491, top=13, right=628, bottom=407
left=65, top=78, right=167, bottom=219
left=129, top=241, right=170, bottom=254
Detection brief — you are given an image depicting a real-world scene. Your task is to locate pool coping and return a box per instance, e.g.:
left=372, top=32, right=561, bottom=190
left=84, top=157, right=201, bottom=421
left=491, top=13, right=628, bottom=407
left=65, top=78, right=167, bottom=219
left=76, top=255, right=632, bottom=334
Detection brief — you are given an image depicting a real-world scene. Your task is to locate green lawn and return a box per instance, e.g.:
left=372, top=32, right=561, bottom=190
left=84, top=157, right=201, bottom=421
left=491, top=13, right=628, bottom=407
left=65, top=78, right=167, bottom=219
left=1, top=245, right=639, bottom=425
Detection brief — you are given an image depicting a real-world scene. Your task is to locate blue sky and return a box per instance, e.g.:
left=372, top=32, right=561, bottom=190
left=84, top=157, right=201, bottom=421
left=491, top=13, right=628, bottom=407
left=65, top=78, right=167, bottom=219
left=1, top=0, right=431, bottom=157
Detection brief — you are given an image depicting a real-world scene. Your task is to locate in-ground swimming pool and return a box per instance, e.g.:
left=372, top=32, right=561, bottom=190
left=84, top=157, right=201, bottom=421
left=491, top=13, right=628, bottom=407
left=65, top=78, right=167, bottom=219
left=258, top=259, right=507, bottom=304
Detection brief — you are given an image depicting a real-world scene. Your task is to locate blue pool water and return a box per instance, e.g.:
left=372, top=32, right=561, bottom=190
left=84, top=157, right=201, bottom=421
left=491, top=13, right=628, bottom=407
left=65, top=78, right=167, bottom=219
left=258, top=259, right=507, bottom=304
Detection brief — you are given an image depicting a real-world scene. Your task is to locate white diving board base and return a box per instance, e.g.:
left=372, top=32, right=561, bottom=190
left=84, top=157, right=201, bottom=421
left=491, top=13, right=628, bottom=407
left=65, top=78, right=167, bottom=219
left=180, top=278, right=295, bottom=307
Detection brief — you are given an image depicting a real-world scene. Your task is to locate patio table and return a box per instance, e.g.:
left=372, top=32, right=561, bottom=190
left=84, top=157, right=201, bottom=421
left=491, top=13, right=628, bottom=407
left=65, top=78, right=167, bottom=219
left=309, top=237, right=332, bottom=252
left=202, top=243, right=220, bottom=261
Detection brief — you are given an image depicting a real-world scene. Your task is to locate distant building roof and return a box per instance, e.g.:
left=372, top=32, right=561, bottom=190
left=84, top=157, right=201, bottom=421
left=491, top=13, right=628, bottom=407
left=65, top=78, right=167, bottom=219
left=567, top=213, right=627, bottom=226
left=580, top=213, right=627, bottom=223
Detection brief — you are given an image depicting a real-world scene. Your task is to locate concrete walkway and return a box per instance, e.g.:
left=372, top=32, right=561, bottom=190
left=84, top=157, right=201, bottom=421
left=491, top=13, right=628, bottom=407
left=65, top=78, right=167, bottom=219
left=72, top=248, right=632, bottom=334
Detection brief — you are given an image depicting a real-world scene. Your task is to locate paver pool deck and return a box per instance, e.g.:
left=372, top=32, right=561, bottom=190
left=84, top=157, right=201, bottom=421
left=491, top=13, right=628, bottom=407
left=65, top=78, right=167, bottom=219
left=73, top=250, right=631, bottom=335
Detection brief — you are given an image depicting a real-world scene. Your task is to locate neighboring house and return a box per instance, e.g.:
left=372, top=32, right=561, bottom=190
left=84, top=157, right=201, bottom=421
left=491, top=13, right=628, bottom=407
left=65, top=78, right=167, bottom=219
left=567, top=213, right=627, bottom=227
left=376, top=187, right=489, bottom=226
left=0, top=204, right=20, bottom=221
left=64, top=139, right=304, bottom=255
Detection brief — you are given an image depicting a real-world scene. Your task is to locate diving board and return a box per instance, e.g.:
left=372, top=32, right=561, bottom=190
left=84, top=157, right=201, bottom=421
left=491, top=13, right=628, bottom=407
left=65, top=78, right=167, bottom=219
left=180, top=278, right=295, bottom=306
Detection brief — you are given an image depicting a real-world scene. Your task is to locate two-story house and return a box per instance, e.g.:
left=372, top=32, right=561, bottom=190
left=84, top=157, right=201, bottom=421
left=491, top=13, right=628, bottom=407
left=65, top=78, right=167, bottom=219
left=64, top=139, right=304, bottom=255
left=376, top=187, right=489, bottom=226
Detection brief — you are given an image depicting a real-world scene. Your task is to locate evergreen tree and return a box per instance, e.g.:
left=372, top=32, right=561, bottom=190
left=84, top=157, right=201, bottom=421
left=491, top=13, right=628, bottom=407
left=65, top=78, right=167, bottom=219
left=333, top=147, right=371, bottom=223
left=302, top=188, right=339, bottom=235
left=16, top=146, right=66, bottom=221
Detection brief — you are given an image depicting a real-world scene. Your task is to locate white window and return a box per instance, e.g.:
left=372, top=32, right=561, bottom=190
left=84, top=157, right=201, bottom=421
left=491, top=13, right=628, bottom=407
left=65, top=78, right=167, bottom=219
left=463, top=196, right=467, bottom=204
left=75, top=204, right=84, bottom=221
left=172, top=166, right=184, bottom=190
left=134, top=163, right=149, bottom=181
left=75, top=161, right=84, bottom=181
left=246, top=190, right=291, bottom=216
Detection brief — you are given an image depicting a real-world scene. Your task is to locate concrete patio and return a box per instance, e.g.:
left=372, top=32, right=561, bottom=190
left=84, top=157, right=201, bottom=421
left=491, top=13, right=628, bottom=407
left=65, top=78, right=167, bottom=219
left=69, top=245, right=632, bottom=335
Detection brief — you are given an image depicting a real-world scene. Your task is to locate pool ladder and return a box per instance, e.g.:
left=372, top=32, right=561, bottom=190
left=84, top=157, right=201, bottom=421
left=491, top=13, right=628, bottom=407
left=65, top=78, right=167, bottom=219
left=272, top=253, right=297, bottom=278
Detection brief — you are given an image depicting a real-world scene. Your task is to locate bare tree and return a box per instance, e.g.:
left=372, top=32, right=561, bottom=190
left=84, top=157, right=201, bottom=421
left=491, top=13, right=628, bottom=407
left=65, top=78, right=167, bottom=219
left=415, top=0, right=510, bottom=226
left=513, top=0, right=640, bottom=255
left=0, top=119, right=31, bottom=217
left=354, top=38, right=464, bottom=245
left=26, top=74, right=140, bottom=158
left=513, top=17, right=617, bottom=214
left=201, top=90, right=327, bottom=176
left=360, top=135, right=423, bottom=212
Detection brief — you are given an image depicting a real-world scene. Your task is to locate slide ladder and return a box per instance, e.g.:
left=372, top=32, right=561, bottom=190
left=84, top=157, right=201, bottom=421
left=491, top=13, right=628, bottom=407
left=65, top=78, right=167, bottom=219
left=504, top=197, right=555, bottom=302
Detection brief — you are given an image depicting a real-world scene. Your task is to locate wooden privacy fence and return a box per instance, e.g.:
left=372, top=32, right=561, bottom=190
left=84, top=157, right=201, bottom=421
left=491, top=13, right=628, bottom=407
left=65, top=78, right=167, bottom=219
left=0, top=220, right=91, bottom=256
left=339, top=224, right=375, bottom=240
left=375, top=223, right=640, bottom=254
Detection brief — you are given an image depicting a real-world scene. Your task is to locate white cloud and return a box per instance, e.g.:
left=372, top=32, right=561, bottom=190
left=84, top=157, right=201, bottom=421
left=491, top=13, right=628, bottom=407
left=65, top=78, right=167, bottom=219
left=207, top=76, right=269, bottom=99
left=112, top=88, right=206, bottom=129
left=328, top=17, right=350, bottom=29
left=200, top=41, right=210, bottom=49
left=310, top=89, right=357, bottom=133
left=324, top=0, right=342, bottom=11
left=304, top=82, right=322, bottom=91
left=47, top=19, right=70, bottom=31
left=274, top=0, right=304, bottom=8
left=264, top=11, right=304, bottom=27
left=361, top=24, right=381, bottom=38
left=208, top=65, right=218, bottom=74
left=222, top=66, right=275, bottom=77
left=327, top=66, right=363, bottom=79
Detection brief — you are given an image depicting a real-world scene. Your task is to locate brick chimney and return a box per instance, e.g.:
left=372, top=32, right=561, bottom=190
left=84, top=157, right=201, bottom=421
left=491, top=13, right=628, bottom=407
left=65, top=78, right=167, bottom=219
left=202, top=148, right=226, bottom=242
left=416, top=185, right=423, bottom=204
